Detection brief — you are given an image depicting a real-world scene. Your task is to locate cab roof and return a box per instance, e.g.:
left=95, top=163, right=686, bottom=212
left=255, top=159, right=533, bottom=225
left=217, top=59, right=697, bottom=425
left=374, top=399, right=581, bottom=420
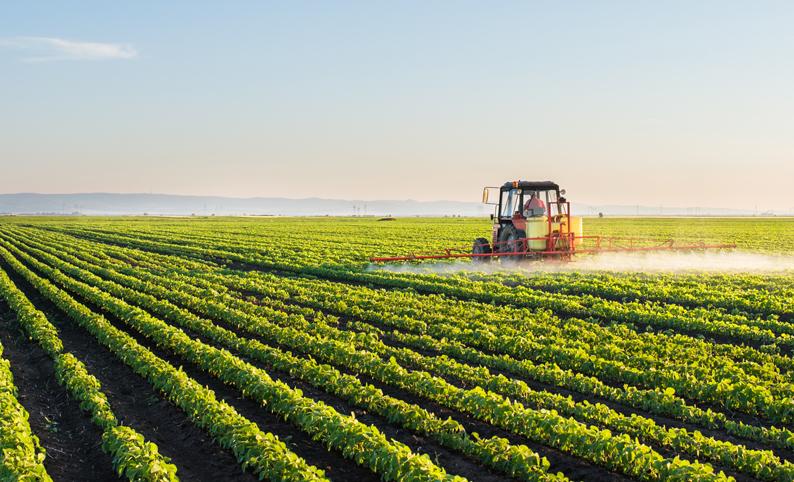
left=500, top=181, right=560, bottom=191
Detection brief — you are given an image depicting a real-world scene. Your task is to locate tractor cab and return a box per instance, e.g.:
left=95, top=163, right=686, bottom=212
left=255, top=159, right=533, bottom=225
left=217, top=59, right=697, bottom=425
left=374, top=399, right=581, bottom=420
left=475, top=180, right=582, bottom=261
left=493, top=181, right=563, bottom=221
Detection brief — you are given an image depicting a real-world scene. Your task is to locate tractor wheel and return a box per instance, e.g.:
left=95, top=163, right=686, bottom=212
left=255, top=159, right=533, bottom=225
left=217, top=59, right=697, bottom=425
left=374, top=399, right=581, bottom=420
left=499, top=226, right=527, bottom=263
left=471, top=237, right=492, bottom=263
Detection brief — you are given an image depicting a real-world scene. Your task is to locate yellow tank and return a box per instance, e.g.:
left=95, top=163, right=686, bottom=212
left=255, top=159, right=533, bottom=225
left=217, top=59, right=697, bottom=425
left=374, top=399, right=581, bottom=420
left=555, top=215, right=583, bottom=250
left=525, top=217, right=550, bottom=251
left=524, top=215, right=583, bottom=251
left=561, top=216, right=583, bottom=238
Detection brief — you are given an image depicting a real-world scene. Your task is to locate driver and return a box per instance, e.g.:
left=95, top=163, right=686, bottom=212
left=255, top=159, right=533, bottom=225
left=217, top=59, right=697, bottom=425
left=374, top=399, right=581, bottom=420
left=523, top=192, right=546, bottom=217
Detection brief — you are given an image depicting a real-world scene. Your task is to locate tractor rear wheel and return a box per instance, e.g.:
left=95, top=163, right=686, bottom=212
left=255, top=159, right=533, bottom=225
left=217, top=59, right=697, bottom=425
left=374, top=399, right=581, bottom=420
left=499, top=226, right=527, bottom=263
left=471, top=237, right=492, bottom=263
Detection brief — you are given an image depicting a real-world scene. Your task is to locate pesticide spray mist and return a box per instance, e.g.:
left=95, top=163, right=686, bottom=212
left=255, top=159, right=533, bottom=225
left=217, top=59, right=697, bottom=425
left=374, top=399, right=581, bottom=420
left=369, top=250, right=794, bottom=276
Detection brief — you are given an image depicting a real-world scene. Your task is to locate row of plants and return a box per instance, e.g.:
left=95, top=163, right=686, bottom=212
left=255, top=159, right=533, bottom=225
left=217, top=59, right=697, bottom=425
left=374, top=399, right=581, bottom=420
left=18, top=226, right=794, bottom=455
left=0, top=265, right=180, bottom=481
left=0, top=244, right=329, bottom=482
left=88, top=253, right=792, bottom=482
left=238, top=268, right=794, bottom=383
left=357, top=269, right=794, bottom=340
left=293, top=267, right=794, bottom=423
left=24, top=225, right=792, bottom=390
left=41, top=223, right=794, bottom=382
left=17, top=226, right=794, bottom=448
left=17, top=222, right=792, bottom=478
left=79, top=220, right=794, bottom=350
left=468, top=271, right=793, bottom=321
left=0, top=340, right=51, bottom=481
left=205, top=273, right=794, bottom=456
left=207, top=264, right=793, bottom=425
left=13, top=236, right=751, bottom=482
left=182, top=268, right=794, bottom=481
left=23, top=234, right=570, bottom=482
left=0, top=238, right=466, bottom=482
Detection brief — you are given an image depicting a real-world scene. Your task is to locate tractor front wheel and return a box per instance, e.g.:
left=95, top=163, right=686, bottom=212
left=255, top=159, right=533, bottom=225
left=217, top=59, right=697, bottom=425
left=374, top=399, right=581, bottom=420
left=472, top=237, right=492, bottom=263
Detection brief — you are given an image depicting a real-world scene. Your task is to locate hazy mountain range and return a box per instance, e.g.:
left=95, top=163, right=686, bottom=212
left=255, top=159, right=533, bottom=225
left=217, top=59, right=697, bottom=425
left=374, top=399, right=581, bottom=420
left=0, top=193, right=781, bottom=217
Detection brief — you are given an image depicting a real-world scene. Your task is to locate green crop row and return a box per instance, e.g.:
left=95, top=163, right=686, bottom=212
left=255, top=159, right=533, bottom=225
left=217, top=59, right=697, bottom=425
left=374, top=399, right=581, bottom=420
left=113, top=258, right=790, bottom=482
left=40, top=240, right=567, bottom=481
left=23, top=224, right=791, bottom=388
left=5, top=218, right=794, bottom=481
left=15, top=225, right=794, bottom=473
left=0, top=238, right=464, bottom=482
left=15, top=225, right=794, bottom=454
left=0, top=340, right=50, bottom=481
left=0, top=244, right=328, bottom=482
left=13, top=235, right=742, bottom=482
left=12, top=225, right=571, bottom=481
left=298, top=267, right=794, bottom=423
left=468, top=271, right=793, bottom=321
left=0, top=264, right=180, bottom=481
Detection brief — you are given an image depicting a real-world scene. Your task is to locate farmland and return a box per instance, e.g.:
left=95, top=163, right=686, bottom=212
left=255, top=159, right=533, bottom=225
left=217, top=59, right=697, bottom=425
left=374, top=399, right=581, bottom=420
left=0, top=216, right=793, bottom=482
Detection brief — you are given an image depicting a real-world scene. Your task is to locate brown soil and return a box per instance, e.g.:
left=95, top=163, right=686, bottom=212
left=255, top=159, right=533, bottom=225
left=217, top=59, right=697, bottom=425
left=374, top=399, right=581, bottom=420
left=28, top=230, right=790, bottom=479
left=34, top=267, right=384, bottom=482
left=0, top=303, right=119, bottom=482
left=0, top=259, right=261, bottom=481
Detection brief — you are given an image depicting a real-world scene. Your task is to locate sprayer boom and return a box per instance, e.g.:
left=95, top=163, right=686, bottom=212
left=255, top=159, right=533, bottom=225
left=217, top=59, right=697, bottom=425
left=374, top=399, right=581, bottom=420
left=369, top=237, right=737, bottom=263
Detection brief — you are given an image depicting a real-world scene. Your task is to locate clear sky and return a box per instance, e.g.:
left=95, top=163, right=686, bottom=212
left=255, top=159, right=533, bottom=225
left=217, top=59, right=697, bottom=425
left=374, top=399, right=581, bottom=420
left=1, top=1, right=793, bottom=210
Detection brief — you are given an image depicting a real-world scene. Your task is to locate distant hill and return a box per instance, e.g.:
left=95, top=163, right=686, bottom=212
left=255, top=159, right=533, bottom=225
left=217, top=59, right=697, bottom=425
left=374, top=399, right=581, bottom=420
left=0, top=193, right=775, bottom=217
left=0, top=193, right=490, bottom=216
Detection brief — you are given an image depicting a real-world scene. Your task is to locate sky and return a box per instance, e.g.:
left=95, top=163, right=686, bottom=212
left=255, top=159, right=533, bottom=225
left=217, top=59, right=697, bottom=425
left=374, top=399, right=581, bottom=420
left=1, top=1, right=793, bottom=211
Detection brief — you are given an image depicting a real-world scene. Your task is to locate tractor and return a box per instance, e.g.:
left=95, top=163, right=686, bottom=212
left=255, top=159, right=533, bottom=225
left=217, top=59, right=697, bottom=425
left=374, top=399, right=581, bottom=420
left=472, top=180, right=580, bottom=262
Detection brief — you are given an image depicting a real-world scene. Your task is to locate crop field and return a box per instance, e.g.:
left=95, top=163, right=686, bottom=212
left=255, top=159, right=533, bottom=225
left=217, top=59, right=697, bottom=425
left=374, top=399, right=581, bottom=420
left=1, top=216, right=794, bottom=482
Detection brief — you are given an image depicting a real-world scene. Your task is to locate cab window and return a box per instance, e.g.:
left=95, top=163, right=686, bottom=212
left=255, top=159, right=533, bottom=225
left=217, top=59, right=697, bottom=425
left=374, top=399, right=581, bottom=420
left=500, top=189, right=522, bottom=217
left=545, top=190, right=558, bottom=216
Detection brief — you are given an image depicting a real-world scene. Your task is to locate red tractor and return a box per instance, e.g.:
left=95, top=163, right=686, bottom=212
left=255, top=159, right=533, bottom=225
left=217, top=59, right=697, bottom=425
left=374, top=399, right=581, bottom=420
left=472, top=180, right=580, bottom=262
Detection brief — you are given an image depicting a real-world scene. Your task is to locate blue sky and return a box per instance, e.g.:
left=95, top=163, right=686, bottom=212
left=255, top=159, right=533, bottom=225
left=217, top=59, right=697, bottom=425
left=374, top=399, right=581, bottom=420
left=1, top=1, right=793, bottom=210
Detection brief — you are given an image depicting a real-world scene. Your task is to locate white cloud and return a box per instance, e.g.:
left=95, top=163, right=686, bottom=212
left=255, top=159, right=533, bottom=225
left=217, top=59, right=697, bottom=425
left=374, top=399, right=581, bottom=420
left=0, top=36, right=137, bottom=62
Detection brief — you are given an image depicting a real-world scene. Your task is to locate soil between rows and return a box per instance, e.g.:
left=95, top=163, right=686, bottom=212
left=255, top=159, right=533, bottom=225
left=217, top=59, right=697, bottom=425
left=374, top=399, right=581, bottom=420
left=158, top=291, right=634, bottom=482
left=22, top=229, right=792, bottom=477
left=44, top=269, right=518, bottom=481
left=30, top=224, right=791, bottom=468
left=218, top=298, right=757, bottom=482
left=0, top=258, right=265, bottom=482
left=23, top=229, right=794, bottom=449
left=234, top=283, right=794, bottom=448
left=0, top=302, right=118, bottom=482
left=56, top=227, right=787, bottom=355
left=224, top=268, right=794, bottom=430
left=12, top=262, right=388, bottom=482
left=13, top=235, right=633, bottom=482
